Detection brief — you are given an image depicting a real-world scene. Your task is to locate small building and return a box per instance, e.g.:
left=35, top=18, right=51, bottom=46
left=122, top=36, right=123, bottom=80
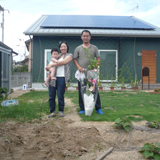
left=24, top=15, right=160, bottom=88
left=0, top=41, right=18, bottom=92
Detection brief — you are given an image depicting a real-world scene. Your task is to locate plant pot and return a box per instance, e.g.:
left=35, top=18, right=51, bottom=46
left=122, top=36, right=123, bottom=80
left=121, top=87, right=125, bottom=91
left=65, top=87, right=68, bottom=90
left=99, top=87, right=103, bottom=91
left=110, top=87, right=114, bottom=91
left=76, top=87, right=79, bottom=91
left=132, top=87, right=137, bottom=91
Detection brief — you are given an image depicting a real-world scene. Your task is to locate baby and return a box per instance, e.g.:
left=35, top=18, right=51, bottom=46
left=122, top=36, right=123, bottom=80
left=45, top=48, right=59, bottom=87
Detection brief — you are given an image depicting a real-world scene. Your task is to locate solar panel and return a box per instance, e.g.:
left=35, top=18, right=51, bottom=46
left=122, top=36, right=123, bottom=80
left=40, top=15, right=155, bottom=30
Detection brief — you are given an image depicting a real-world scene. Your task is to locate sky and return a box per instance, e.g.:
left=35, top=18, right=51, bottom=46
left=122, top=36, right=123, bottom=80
left=0, top=0, right=160, bottom=61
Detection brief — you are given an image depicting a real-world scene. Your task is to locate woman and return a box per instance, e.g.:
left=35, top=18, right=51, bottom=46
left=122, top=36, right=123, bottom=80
left=46, top=41, right=73, bottom=117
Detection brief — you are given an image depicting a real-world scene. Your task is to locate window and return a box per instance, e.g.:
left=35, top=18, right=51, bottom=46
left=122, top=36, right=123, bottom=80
left=99, top=50, right=118, bottom=82
left=44, top=49, right=52, bottom=81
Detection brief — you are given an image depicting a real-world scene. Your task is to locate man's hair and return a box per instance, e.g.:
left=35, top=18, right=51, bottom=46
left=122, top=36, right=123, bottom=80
left=51, top=48, right=59, bottom=54
left=59, top=41, right=69, bottom=53
left=81, top=30, right=91, bottom=36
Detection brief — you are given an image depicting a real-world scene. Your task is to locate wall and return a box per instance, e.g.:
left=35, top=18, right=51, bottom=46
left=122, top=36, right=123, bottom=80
left=11, top=72, right=31, bottom=88
left=32, top=36, right=160, bottom=83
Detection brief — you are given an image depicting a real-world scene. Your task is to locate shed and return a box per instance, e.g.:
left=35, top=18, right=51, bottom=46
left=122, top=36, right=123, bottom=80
left=24, top=15, right=160, bottom=87
left=0, top=41, right=18, bottom=92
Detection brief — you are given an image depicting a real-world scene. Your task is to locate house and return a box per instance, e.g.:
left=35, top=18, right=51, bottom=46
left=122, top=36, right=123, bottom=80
left=21, top=56, right=29, bottom=66
left=24, top=15, right=160, bottom=89
left=0, top=41, right=18, bottom=92
left=25, top=39, right=32, bottom=72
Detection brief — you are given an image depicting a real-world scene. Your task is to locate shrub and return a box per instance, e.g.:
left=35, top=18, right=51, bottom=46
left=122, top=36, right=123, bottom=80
left=146, top=121, right=160, bottom=129
left=139, top=143, right=160, bottom=160
left=114, top=117, right=133, bottom=132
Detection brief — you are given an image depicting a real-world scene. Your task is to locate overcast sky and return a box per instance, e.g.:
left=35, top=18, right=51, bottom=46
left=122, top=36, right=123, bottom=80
left=0, top=0, right=160, bottom=61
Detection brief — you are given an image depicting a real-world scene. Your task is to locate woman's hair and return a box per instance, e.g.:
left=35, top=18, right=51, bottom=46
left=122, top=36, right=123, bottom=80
left=51, top=48, right=59, bottom=54
left=59, top=41, right=69, bottom=53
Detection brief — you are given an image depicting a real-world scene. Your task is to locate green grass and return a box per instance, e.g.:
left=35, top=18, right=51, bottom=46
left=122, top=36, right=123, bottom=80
left=65, top=90, right=160, bottom=122
left=0, top=91, right=50, bottom=123
left=0, top=90, right=160, bottom=123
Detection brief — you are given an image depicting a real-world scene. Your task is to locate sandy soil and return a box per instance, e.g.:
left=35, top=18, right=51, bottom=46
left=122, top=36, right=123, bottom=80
left=0, top=90, right=160, bottom=160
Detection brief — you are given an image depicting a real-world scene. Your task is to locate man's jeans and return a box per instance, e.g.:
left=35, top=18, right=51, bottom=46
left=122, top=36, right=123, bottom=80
left=49, top=77, right=65, bottom=113
left=78, top=81, right=101, bottom=111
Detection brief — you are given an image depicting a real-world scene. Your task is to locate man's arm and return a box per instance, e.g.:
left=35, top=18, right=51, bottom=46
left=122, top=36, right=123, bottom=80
left=96, top=57, right=101, bottom=67
left=73, top=58, right=84, bottom=72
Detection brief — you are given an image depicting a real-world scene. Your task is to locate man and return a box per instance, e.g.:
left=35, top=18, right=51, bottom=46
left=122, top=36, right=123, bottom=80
left=74, top=30, right=103, bottom=115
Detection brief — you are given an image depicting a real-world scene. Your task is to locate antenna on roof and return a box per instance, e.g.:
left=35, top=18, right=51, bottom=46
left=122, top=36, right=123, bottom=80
left=129, top=4, right=139, bottom=16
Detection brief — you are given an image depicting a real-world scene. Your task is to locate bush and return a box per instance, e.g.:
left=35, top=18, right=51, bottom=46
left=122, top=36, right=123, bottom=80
left=139, top=143, right=160, bottom=160
left=0, top=87, right=8, bottom=101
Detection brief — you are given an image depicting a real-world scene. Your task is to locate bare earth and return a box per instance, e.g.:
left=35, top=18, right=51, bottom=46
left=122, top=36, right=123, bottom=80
left=0, top=90, right=160, bottom=160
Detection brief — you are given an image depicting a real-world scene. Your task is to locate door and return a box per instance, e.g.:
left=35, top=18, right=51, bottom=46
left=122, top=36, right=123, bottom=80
left=142, top=50, right=156, bottom=84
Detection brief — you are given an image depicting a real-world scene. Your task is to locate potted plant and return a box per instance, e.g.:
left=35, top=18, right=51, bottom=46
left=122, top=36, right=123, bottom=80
left=131, top=79, right=139, bottom=91
left=66, top=81, right=71, bottom=90
left=121, top=79, right=125, bottom=91
left=98, top=80, right=103, bottom=91
left=75, top=82, right=79, bottom=91
left=110, top=81, right=115, bottom=91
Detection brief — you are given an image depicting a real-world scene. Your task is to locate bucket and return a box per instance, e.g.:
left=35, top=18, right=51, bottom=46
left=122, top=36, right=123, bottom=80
left=23, top=84, right=28, bottom=90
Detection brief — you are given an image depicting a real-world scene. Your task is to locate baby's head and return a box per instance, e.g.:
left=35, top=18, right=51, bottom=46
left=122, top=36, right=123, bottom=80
left=51, top=48, right=59, bottom=59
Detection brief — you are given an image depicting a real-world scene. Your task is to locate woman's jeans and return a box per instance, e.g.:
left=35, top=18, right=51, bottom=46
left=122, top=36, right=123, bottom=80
left=49, top=77, right=65, bottom=113
left=78, top=81, right=101, bottom=111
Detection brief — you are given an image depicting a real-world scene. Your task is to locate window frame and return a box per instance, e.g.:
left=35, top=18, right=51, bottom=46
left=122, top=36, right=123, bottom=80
left=99, top=49, right=118, bottom=82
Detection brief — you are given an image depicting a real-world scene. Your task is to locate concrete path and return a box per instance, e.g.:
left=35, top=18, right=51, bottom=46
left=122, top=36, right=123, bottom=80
left=7, top=89, right=30, bottom=99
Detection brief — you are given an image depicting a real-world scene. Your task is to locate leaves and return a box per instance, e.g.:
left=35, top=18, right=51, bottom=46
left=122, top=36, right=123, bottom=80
left=140, top=143, right=160, bottom=159
left=114, top=117, right=133, bottom=132
left=147, top=121, right=160, bottom=129
left=143, top=150, right=154, bottom=158
left=153, top=154, right=160, bottom=160
left=84, top=48, right=101, bottom=70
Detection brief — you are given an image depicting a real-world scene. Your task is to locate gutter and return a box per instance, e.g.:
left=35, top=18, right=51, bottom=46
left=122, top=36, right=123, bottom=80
left=29, top=34, right=33, bottom=87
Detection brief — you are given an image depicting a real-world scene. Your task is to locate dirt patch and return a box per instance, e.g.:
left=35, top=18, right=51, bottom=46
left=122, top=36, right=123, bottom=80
left=1, top=93, right=160, bottom=160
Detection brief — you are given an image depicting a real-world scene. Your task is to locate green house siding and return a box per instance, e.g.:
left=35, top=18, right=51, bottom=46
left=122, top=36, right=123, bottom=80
left=32, top=36, right=160, bottom=83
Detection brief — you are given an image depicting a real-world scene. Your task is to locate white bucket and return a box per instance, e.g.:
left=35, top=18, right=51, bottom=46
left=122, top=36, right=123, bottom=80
left=23, top=84, right=28, bottom=90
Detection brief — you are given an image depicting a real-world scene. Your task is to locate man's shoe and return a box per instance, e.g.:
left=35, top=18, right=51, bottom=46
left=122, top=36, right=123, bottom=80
left=48, top=112, right=56, bottom=118
left=79, top=110, right=85, bottom=114
left=96, top=109, right=104, bottom=115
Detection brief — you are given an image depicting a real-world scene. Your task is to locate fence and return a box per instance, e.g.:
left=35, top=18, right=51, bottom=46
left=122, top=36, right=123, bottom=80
left=11, top=72, right=31, bottom=88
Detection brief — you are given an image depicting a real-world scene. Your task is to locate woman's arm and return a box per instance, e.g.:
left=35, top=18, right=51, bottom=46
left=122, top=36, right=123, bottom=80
left=51, top=58, right=59, bottom=63
left=56, top=55, right=73, bottom=66
left=46, top=55, right=73, bottom=70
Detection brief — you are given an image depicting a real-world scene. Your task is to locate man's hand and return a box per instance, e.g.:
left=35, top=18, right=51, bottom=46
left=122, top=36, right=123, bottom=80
left=78, top=66, right=84, bottom=72
left=74, top=58, right=84, bottom=72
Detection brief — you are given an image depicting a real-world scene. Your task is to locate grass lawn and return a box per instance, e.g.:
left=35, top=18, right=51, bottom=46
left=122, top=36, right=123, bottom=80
left=65, top=90, right=160, bottom=122
left=0, top=90, right=160, bottom=123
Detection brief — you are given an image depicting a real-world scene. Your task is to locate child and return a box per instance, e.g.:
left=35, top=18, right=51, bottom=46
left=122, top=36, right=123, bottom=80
left=45, top=48, right=59, bottom=87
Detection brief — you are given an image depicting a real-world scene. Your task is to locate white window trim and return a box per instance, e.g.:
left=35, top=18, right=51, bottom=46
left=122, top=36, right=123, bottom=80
left=99, top=49, right=118, bottom=82
left=44, top=49, right=51, bottom=81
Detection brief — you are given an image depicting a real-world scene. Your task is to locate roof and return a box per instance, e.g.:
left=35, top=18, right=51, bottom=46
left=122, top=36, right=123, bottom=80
left=24, top=15, right=160, bottom=38
left=0, top=41, right=18, bottom=55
